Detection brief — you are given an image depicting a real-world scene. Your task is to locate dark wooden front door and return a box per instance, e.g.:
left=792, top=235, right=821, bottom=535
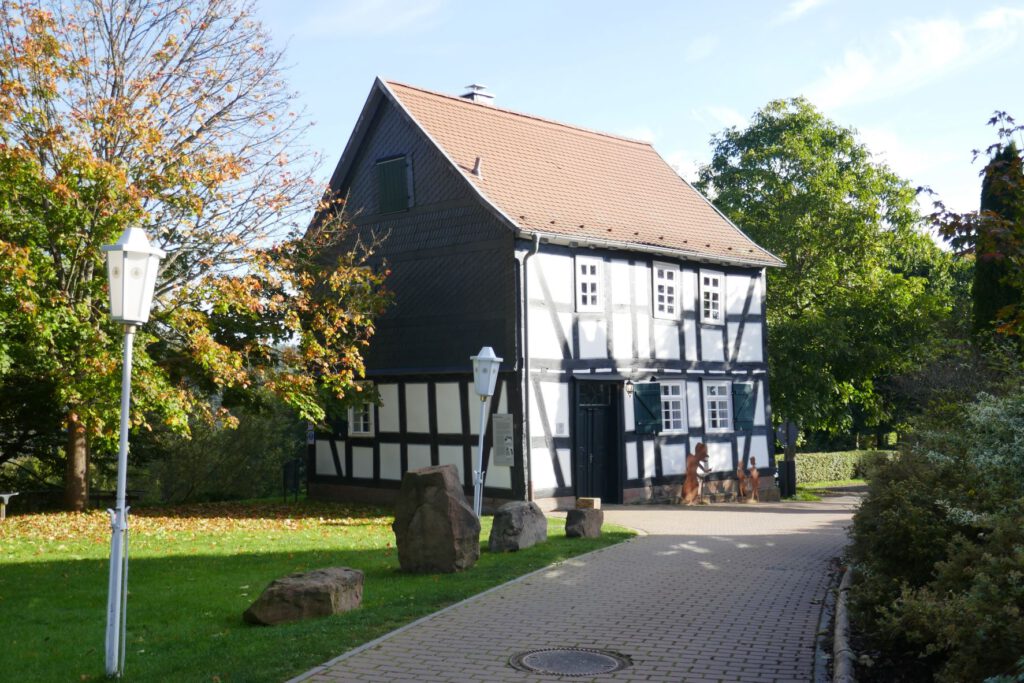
left=574, top=381, right=622, bottom=503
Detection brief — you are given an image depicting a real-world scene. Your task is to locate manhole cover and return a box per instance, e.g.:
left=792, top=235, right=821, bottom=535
left=509, top=647, right=632, bottom=676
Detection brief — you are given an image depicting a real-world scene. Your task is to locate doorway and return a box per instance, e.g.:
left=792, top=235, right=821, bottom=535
left=573, top=380, right=622, bottom=504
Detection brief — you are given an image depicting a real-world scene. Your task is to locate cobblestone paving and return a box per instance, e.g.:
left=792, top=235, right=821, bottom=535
left=289, top=496, right=859, bottom=683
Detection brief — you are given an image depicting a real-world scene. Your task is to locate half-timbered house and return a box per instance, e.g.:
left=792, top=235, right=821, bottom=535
left=308, top=78, right=784, bottom=510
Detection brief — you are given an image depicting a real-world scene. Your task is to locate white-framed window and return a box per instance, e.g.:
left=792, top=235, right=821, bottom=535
left=575, top=256, right=603, bottom=312
left=660, top=382, right=687, bottom=432
left=703, top=381, right=732, bottom=432
left=348, top=403, right=374, bottom=436
left=652, top=261, right=680, bottom=320
left=700, top=269, right=724, bottom=325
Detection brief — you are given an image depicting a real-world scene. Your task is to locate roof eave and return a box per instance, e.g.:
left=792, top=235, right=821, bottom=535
left=515, top=229, right=784, bottom=269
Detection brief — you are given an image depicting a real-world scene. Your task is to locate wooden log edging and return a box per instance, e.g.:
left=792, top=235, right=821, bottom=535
left=833, top=567, right=856, bottom=683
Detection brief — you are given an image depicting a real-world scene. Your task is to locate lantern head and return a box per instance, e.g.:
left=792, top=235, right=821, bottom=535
left=101, top=227, right=165, bottom=325
left=470, top=346, right=503, bottom=398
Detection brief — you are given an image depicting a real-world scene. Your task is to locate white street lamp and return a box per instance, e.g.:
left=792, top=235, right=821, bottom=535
left=470, top=346, right=502, bottom=518
left=101, top=227, right=164, bottom=678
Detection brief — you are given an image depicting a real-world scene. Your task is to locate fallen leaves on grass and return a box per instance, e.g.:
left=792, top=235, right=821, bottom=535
left=0, top=501, right=392, bottom=543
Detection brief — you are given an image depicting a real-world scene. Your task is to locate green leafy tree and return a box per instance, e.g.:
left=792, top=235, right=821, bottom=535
left=974, top=142, right=1023, bottom=333
left=696, top=97, right=954, bottom=434
left=934, top=112, right=1024, bottom=339
left=0, top=1, right=390, bottom=509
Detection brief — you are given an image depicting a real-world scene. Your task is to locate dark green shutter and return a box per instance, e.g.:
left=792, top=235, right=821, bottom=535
left=377, top=156, right=409, bottom=213
left=633, top=383, right=662, bottom=434
left=733, top=383, right=755, bottom=432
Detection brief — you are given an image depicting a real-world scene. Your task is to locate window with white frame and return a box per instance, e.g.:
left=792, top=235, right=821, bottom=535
left=660, top=382, right=687, bottom=432
left=703, top=381, right=732, bottom=432
left=348, top=403, right=374, bottom=436
left=652, top=261, right=680, bottom=319
left=700, top=269, right=724, bottom=325
left=575, top=256, right=603, bottom=312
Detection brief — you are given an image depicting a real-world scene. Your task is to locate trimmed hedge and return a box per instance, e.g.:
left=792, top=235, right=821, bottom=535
left=791, top=450, right=894, bottom=483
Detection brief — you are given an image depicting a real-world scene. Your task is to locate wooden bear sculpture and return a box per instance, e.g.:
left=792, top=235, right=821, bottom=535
left=735, top=459, right=749, bottom=502
left=748, top=457, right=760, bottom=502
left=682, top=442, right=709, bottom=505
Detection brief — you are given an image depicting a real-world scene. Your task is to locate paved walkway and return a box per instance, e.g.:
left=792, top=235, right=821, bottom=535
left=290, top=495, right=859, bottom=683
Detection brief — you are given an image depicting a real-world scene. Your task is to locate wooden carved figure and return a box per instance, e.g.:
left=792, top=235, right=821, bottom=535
left=735, top=459, right=748, bottom=502
left=683, top=443, right=710, bottom=505
left=748, top=457, right=760, bottom=502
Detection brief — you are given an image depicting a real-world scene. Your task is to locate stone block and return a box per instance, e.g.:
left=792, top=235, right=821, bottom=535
left=576, top=497, right=601, bottom=510
left=565, top=508, right=603, bottom=538
left=392, top=464, right=480, bottom=573
left=243, top=567, right=363, bottom=626
left=488, top=501, right=548, bottom=552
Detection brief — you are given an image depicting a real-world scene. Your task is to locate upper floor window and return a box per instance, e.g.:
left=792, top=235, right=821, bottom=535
left=700, top=269, right=724, bottom=325
left=575, top=256, right=603, bottom=312
left=348, top=403, right=375, bottom=436
left=377, top=155, right=412, bottom=213
left=703, top=381, right=731, bottom=432
left=660, top=382, right=687, bottom=432
left=652, top=262, right=680, bottom=320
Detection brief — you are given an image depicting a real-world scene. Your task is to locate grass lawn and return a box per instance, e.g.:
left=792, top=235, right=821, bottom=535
left=0, top=499, right=634, bottom=682
left=794, top=478, right=868, bottom=501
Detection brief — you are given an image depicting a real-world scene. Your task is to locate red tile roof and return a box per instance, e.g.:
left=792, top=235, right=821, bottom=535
left=382, top=80, right=782, bottom=268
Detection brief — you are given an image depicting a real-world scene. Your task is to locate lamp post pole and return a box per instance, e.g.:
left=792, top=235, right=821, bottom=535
left=470, top=347, right=502, bottom=518
left=101, top=227, right=164, bottom=678
left=472, top=394, right=490, bottom=518
left=105, top=324, right=135, bottom=676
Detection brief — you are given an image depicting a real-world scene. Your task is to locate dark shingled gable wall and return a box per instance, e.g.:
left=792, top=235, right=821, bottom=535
left=334, top=93, right=517, bottom=372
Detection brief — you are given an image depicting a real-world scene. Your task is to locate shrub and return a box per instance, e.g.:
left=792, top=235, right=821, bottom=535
left=793, top=450, right=893, bottom=483
left=877, top=511, right=1024, bottom=683
left=849, top=450, right=972, bottom=609
left=132, top=400, right=305, bottom=503
left=849, top=387, right=1024, bottom=681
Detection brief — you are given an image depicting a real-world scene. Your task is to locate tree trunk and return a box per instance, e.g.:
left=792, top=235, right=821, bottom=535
left=64, top=410, right=89, bottom=511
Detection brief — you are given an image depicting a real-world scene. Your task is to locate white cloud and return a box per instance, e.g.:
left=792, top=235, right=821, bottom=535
left=662, top=149, right=703, bottom=184
left=858, top=127, right=936, bottom=178
left=806, top=8, right=1024, bottom=111
left=773, top=0, right=830, bottom=25
left=691, top=105, right=748, bottom=131
left=858, top=126, right=983, bottom=214
left=621, top=126, right=657, bottom=142
left=684, top=35, right=719, bottom=63
left=299, top=0, right=445, bottom=37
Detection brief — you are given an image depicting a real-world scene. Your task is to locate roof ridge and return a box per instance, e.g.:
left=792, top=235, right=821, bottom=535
left=383, top=79, right=653, bottom=147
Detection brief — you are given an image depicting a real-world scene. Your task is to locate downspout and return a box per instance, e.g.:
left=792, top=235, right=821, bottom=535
left=517, top=233, right=541, bottom=501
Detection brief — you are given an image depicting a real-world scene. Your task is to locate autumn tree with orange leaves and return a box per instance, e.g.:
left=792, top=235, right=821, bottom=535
left=0, top=0, right=390, bottom=510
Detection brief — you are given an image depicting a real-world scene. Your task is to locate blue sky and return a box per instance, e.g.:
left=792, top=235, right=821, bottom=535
left=256, top=0, right=1024, bottom=215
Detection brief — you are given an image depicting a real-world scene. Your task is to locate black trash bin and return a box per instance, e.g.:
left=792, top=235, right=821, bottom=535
left=778, top=459, right=797, bottom=497
left=283, top=457, right=304, bottom=502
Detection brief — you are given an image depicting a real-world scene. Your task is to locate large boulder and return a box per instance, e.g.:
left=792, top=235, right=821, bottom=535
left=488, top=501, right=548, bottom=552
left=565, top=508, right=604, bottom=538
left=243, top=567, right=363, bottom=626
left=392, top=464, right=480, bottom=573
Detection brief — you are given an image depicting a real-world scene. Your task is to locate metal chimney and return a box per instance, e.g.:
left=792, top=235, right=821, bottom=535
left=461, top=83, right=494, bottom=105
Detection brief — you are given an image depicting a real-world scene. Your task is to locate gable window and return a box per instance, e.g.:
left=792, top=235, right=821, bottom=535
left=703, top=381, right=731, bottom=432
left=377, top=155, right=412, bottom=213
left=348, top=403, right=374, bottom=436
left=700, top=269, right=724, bottom=325
left=660, top=382, right=687, bottom=432
left=575, top=256, right=603, bottom=312
left=652, top=262, right=680, bottom=320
